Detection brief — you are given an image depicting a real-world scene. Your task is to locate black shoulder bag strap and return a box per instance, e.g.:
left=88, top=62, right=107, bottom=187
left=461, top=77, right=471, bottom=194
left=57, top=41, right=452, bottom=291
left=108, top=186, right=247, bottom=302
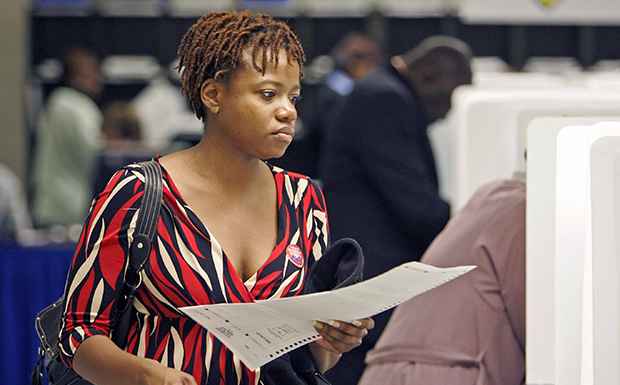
left=111, top=159, right=163, bottom=347
left=31, top=159, right=163, bottom=385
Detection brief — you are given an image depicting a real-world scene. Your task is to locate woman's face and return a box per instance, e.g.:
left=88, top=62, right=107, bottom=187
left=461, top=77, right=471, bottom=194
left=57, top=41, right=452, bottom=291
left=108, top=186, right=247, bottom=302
left=213, top=48, right=301, bottom=161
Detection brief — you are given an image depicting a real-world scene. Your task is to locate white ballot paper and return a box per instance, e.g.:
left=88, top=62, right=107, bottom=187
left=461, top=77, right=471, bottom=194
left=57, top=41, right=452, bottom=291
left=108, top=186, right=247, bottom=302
left=180, top=261, right=475, bottom=371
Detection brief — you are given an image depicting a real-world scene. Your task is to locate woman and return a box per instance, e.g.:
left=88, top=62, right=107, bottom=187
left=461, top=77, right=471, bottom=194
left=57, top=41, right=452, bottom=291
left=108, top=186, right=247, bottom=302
left=59, top=10, right=373, bottom=385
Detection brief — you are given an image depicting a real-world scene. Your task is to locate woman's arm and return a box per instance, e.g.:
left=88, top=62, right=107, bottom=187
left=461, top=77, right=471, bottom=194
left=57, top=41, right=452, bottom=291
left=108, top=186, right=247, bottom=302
left=61, top=168, right=194, bottom=385
left=309, top=318, right=375, bottom=372
left=73, top=335, right=197, bottom=385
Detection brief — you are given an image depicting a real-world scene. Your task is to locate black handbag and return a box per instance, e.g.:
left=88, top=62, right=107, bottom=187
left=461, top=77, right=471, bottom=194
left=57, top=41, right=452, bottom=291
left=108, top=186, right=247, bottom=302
left=259, top=238, right=365, bottom=385
left=31, top=160, right=163, bottom=385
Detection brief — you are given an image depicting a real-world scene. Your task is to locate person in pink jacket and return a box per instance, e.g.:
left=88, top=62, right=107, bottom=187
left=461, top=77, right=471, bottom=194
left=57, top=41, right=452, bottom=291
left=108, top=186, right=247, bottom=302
left=359, top=176, right=526, bottom=385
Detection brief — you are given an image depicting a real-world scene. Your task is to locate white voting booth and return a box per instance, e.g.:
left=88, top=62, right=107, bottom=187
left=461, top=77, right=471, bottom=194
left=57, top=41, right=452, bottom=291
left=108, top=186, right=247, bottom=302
left=429, top=72, right=572, bottom=203
left=446, top=84, right=620, bottom=211
left=460, top=0, right=620, bottom=25
left=590, top=127, right=620, bottom=385
left=526, top=118, right=620, bottom=385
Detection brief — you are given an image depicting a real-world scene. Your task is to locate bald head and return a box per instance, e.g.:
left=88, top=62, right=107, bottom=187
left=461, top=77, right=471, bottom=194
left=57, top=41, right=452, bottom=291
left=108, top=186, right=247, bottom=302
left=395, top=36, right=473, bottom=122
left=402, top=36, right=472, bottom=72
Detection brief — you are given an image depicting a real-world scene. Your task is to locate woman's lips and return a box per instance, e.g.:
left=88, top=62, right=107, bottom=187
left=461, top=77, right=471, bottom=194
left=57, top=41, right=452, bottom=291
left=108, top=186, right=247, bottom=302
left=275, top=127, right=295, bottom=142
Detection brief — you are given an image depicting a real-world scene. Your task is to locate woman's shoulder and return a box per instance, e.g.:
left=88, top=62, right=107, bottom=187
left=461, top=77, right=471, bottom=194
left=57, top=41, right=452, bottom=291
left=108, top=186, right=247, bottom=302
left=113, top=162, right=151, bottom=186
left=94, top=162, right=152, bottom=203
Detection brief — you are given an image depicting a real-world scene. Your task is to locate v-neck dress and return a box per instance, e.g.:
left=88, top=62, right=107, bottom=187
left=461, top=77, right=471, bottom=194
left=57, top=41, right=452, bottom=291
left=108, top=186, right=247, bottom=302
left=59, top=160, right=330, bottom=385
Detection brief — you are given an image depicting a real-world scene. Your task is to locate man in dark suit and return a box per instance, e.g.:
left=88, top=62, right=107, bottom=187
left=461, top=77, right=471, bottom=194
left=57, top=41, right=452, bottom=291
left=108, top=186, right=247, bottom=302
left=318, top=36, right=473, bottom=385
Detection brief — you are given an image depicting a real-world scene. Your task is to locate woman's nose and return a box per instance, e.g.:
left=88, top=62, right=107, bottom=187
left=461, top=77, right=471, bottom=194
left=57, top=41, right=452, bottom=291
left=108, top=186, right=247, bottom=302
left=276, top=100, right=297, bottom=121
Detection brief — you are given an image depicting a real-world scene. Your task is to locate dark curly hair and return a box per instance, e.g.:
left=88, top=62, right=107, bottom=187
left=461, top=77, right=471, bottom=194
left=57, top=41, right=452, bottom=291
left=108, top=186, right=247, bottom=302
left=177, top=10, right=306, bottom=122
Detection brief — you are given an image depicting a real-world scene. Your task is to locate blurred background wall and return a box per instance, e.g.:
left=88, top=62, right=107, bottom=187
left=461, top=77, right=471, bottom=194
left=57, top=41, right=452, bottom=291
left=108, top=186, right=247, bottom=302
left=0, top=0, right=29, bottom=183
left=3, top=0, right=620, bottom=185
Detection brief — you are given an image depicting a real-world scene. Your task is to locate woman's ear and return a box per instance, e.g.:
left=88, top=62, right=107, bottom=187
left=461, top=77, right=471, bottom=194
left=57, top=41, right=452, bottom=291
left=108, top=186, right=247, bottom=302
left=200, top=79, right=220, bottom=114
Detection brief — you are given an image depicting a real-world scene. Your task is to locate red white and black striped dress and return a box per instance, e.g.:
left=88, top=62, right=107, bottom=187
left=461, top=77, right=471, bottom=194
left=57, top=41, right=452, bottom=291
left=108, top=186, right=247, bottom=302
left=59, top=160, right=330, bottom=385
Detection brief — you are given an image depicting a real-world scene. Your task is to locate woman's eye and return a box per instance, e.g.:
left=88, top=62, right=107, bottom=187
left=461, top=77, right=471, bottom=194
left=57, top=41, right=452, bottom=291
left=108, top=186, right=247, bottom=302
left=291, top=95, right=301, bottom=105
left=262, top=91, right=276, bottom=99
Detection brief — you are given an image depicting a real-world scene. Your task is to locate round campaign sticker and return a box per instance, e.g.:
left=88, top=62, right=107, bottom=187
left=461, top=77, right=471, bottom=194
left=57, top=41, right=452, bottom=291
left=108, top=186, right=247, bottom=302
left=286, top=244, right=304, bottom=268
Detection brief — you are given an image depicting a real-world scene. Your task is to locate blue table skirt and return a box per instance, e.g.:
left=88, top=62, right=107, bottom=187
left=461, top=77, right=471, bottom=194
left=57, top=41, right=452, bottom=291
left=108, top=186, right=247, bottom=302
left=0, top=242, right=76, bottom=385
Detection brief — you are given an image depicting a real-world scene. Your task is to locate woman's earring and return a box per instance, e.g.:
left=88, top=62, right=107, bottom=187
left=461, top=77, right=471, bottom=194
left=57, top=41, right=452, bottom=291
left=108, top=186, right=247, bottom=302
left=212, top=106, right=219, bottom=114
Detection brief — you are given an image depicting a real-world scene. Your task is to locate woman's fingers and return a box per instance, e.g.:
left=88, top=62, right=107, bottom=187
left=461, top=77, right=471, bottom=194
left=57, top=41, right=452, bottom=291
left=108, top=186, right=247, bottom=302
left=352, top=317, right=375, bottom=330
left=312, top=318, right=374, bottom=354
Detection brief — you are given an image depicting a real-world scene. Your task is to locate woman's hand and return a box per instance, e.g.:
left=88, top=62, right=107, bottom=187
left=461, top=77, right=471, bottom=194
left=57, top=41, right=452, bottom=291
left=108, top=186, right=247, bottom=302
left=308, top=317, right=375, bottom=371
left=141, top=359, right=198, bottom=385
left=311, top=318, right=375, bottom=355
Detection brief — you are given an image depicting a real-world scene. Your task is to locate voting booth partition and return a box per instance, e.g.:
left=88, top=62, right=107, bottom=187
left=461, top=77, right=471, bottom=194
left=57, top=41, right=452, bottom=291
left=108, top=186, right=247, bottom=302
left=590, top=127, right=620, bottom=385
left=429, top=71, right=575, bottom=204
left=526, top=119, right=620, bottom=385
left=445, top=75, right=620, bottom=211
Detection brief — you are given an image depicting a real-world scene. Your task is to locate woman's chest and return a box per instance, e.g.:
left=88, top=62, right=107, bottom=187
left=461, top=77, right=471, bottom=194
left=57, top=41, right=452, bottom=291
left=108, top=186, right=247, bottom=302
left=191, top=201, right=279, bottom=282
left=139, top=205, right=311, bottom=310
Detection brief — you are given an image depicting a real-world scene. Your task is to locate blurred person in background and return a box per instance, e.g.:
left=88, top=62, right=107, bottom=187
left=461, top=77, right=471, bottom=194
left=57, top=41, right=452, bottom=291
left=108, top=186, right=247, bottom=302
left=31, top=45, right=104, bottom=228
left=310, top=32, right=383, bottom=139
left=100, top=100, right=142, bottom=144
left=0, top=162, right=33, bottom=241
left=319, top=36, right=473, bottom=384
left=93, top=100, right=155, bottom=196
